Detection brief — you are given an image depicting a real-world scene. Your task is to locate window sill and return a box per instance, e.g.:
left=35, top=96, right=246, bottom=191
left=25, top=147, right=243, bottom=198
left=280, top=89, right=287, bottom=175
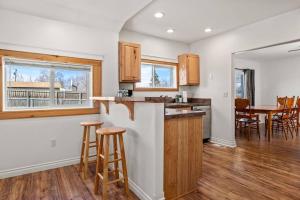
left=134, top=88, right=178, bottom=92
left=0, top=107, right=100, bottom=120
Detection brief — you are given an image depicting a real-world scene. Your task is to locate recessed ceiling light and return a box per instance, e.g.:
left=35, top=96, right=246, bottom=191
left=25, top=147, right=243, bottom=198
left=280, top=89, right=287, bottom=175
left=154, top=12, right=164, bottom=18
left=204, top=28, right=212, bottom=33
left=166, top=28, right=174, bottom=34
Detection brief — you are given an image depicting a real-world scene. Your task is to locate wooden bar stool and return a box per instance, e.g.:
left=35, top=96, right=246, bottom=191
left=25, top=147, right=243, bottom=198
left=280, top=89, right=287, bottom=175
left=79, top=121, right=104, bottom=179
left=94, top=127, right=129, bottom=199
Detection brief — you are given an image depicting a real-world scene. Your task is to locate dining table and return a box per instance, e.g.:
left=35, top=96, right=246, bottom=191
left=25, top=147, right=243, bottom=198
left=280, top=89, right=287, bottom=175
left=236, top=105, right=299, bottom=142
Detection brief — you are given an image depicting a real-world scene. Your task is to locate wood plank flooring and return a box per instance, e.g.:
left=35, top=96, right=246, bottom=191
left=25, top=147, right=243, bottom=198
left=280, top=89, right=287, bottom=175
left=0, top=164, right=138, bottom=200
left=1, top=127, right=300, bottom=200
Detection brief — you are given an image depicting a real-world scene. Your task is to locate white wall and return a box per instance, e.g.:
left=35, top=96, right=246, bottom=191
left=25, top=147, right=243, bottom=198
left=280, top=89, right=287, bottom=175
left=259, top=56, right=300, bottom=105
left=190, top=9, right=300, bottom=147
left=120, top=29, right=189, bottom=62
left=0, top=9, right=119, bottom=96
left=99, top=102, right=165, bottom=200
left=0, top=9, right=119, bottom=176
left=119, top=29, right=194, bottom=97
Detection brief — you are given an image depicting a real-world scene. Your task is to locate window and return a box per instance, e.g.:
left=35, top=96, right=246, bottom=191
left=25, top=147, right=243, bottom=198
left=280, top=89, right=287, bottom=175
left=135, top=59, right=178, bottom=91
left=4, top=58, right=91, bottom=110
left=235, top=68, right=255, bottom=105
left=235, top=69, right=245, bottom=98
left=0, top=49, right=101, bottom=119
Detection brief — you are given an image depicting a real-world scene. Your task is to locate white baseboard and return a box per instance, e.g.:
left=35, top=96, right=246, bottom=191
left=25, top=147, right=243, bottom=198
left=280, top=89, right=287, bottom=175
left=210, top=137, right=237, bottom=148
left=0, top=157, right=80, bottom=179
left=128, top=178, right=153, bottom=200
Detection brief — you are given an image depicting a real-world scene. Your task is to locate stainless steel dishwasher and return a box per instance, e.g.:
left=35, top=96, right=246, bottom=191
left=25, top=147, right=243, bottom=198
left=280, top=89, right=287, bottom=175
left=192, top=105, right=211, bottom=140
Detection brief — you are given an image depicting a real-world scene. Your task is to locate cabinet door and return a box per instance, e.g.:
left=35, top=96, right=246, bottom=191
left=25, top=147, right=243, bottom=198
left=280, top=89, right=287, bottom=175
left=119, top=42, right=141, bottom=82
left=164, top=117, right=203, bottom=199
left=131, top=45, right=141, bottom=81
left=187, top=55, right=200, bottom=85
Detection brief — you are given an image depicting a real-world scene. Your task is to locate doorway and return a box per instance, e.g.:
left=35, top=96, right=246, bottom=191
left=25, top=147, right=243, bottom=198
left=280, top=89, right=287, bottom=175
left=232, top=40, right=300, bottom=145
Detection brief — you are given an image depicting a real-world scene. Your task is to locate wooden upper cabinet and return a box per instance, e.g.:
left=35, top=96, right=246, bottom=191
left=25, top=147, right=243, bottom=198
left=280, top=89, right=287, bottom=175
left=119, top=42, right=141, bottom=82
left=178, top=54, right=200, bottom=85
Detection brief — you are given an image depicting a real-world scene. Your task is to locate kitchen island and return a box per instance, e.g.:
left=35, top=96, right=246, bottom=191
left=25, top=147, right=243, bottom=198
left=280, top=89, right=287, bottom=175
left=91, top=97, right=205, bottom=200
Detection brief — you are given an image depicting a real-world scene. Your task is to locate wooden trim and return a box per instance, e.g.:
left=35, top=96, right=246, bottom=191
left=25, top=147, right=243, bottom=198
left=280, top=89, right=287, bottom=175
left=0, top=57, right=3, bottom=113
left=0, top=49, right=101, bottom=120
left=118, top=41, right=141, bottom=48
left=0, top=108, right=99, bottom=120
left=134, top=59, right=179, bottom=92
left=134, top=87, right=178, bottom=92
left=141, top=59, right=178, bottom=66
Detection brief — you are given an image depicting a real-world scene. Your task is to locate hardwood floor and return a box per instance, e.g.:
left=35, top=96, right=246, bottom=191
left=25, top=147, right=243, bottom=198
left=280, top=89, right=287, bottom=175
left=1, top=126, right=300, bottom=200
left=0, top=164, right=139, bottom=200
left=187, top=127, right=300, bottom=200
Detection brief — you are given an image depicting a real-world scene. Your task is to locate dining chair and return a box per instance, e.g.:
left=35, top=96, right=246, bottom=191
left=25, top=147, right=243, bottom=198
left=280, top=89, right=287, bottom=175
left=277, top=96, right=288, bottom=108
left=265, top=96, right=287, bottom=134
left=289, top=96, right=300, bottom=136
left=235, top=98, right=260, bottom=140
left=274, top=96, right=295, bottom=140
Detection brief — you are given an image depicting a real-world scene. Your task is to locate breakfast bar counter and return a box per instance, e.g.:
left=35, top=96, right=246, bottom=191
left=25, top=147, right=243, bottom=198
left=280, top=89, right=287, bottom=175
left=92, top=96, right=206, bottom=200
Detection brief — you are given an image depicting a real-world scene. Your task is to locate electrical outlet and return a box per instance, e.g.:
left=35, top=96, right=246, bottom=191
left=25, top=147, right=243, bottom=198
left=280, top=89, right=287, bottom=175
left=50, top=139, right=56, bottom=147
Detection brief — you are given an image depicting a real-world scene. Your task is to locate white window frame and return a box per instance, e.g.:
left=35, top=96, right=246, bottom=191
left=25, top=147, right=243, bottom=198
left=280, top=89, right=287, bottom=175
left=134, top=59, right=178, bottom=91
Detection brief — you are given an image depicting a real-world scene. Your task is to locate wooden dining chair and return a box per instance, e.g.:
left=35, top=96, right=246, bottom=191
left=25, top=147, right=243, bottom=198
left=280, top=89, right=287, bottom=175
left=265, top=96, right=287, bottom=133
left=235, top=98, right=260, bottom=140
left=274, top=96, right=295, bottom=140
left=289, top=96, right=300, bottom=136
left=277, top=96, right=287, bottom=108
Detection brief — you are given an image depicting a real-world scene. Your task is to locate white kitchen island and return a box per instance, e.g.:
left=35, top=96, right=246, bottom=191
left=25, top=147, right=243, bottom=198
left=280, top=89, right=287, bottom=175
left=92, top=97, right=165, bottom=200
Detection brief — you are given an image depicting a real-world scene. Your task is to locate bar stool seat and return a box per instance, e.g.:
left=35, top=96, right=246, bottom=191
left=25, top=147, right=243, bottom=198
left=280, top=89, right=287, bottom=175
left=97, top=127, right=126, bottom=135
left=79, top=121, right=104, bottom=179
left=94, top=127, right=129, bottom=200
left=80, top=121, right=103, bottom=127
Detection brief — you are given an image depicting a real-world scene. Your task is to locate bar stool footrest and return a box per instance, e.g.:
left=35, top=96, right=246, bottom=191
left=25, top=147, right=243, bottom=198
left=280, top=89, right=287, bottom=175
left=108, top=177, right=124, bottom=185
left=108, top=158, right=122, bottom=163
left=99, top=152, right=120, bottom=159
left=97, top=173, right=124, bottom=185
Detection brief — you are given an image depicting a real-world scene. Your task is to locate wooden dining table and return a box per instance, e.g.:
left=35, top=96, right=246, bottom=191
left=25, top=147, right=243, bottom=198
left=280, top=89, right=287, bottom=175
left=236, top=105, right=299, bottom=142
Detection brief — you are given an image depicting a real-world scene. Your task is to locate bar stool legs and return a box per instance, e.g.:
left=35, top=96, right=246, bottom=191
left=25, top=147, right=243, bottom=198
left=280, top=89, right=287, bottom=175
left=79, top=122, right=103, bottom=179
left=84, top=126, right=90, bottom=179
left=94, top=127, right=129, bottom=199
left=119, top=133, right=129, bottom=196
left=79, top=126, right=87, bottom=177
left=113, top=135, right=120, bottom=183
left=94, top=134, right=103, bottom=193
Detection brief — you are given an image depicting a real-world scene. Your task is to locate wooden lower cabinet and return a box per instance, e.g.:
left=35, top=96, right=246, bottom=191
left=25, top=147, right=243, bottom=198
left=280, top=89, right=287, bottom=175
left=164, top=116, right=203, bottom=200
